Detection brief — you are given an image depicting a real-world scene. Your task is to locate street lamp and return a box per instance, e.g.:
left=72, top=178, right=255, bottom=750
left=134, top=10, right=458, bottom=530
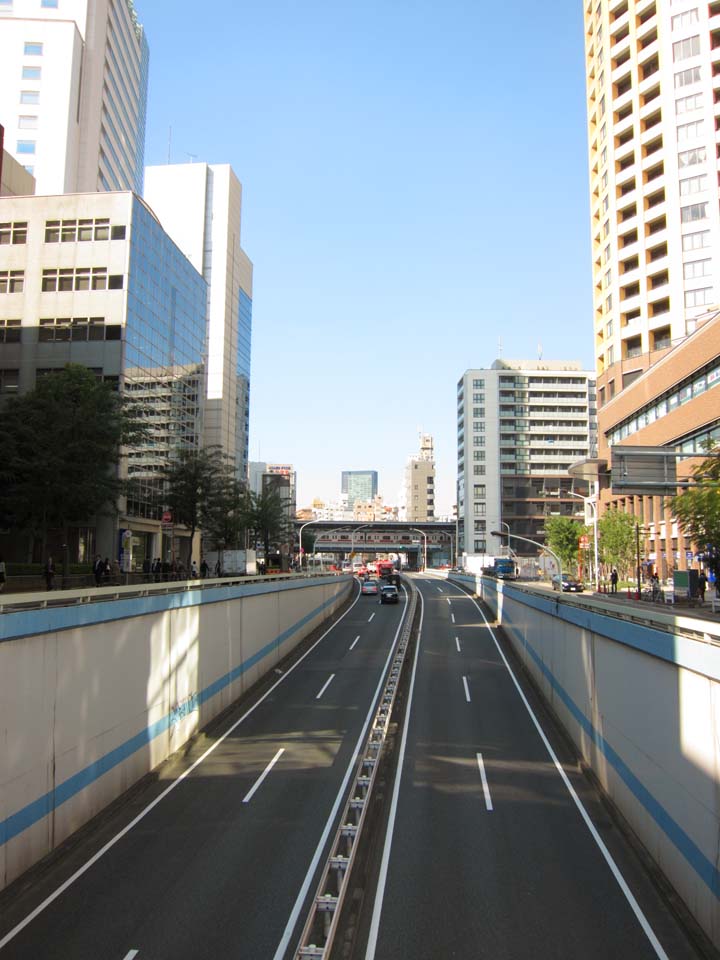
left=313, top=527, right=345, bottom=573
left=568, top=490, right=599, bottom=592
left=351, top=523, right=371, bottom=561
left=498, top=521, right=516, bottom=559
left=410, top=528, right=428, bottom=571
left=491, top=530, right=562, bottom=587
left=298, top=519, right=323, bottom=572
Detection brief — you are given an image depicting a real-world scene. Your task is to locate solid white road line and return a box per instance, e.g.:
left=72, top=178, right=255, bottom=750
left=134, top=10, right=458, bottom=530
left=122, top=952, right=139, bottom=960
left=0, top=583, right=365, bottom=953
left=466, top=592, right=670, bottom=960
left=436, top=586, right=443, bottom=593
left=349, top=635, right=360, bottom=651
left=451, top=613, right=456, bottom=624
left=368, top=612, right=375, bottom=623
left=455, top=636, right=461, bottom=653
left=476, top=753, right=493, bottom=811
left=273, top=584, right=412, bottom=960
left=446, top=598, right=451, bottom=606
left=315, top=674, right=335, bottom=700
left=462, top=676, right=471, bottom=702
left=364, top=590, right=425, bottom=959
left=242, top=748, right=285, bottom=804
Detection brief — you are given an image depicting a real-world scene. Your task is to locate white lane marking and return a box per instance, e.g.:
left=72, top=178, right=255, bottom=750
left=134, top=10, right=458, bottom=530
left=242, top=748, right=284, bottom=804
left=365, top=590, right=425, bottom=958
left=123, top=952, right=139, bottom=960
left=316, top=673, right=335, bottom=700
left=273, top=584, right=412, bottom=960
left=466, top=591, right=670, bottom=960
left=0, top=584, right=364, bottom=952
left=476, top=753, right=493, bottom=811
left=436, top=586, right=443, bottom=593
left=462, top=676, right=471, bottom=702
left=368, top=612, right=375, bottom=623
left=349, top=635, right=360, bottom=650
left=455, top=636, right=461, bottom=653
left=451, top=613, right=455, bottom=624
left=446, top=598, right=451, bottom=606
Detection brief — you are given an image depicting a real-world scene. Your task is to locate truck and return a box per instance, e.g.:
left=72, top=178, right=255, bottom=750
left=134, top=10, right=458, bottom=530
left=376, top=559, right=395, bottom=580
left=492, top=557, right=518, bottom=580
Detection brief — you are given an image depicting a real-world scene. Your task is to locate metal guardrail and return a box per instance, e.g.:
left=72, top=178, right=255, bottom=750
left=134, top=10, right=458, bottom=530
left=293, top=579, right=418, bottom=959
left=0, top=571, right=350, bottom=615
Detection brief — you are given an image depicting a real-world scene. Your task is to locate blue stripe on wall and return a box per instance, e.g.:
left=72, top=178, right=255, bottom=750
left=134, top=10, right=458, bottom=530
left=0, top=586, right=347, bottom=848
left=498, top=601, right=720, bottom=899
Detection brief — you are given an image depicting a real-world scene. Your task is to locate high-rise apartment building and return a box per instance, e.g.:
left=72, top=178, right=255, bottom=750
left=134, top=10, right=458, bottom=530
left=402, top=433, right=436, bottom=522
left=0, top=0, right=149, bottom=195
left=582, top=0, right=720, bottom=577
left=144, top=163, right=253, bottom=479
left=341, top=470, right=378, bottom=507
left=457, top=361, right=596, bottom=558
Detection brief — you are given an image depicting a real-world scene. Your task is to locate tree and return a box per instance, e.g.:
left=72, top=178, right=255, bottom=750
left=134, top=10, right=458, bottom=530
left=161, top=445, right=232, bottom=554
left=544, top=516, right=582, bottom=571
left=597, top=509, right=637, bottom=577
left=670, top=441, right=720, bottom=579
left=202, top=473, right=252, bottom=569
left=0, top=364, right=146, bottom=574
left=248, top=488, right=291, bottom=567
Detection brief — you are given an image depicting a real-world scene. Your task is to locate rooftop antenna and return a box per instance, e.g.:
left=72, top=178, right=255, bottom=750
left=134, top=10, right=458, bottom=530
left=538, top=341, right=543, bottom=360
left=185, top=152, right=197, bottom=164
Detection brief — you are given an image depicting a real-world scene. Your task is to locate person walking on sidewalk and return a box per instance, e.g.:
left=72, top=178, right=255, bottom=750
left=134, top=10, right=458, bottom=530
left=610, top=568, right=619, bottom=594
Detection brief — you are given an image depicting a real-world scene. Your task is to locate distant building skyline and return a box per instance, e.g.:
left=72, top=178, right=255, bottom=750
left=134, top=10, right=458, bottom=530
left=341, top=470, right=378, bottom=507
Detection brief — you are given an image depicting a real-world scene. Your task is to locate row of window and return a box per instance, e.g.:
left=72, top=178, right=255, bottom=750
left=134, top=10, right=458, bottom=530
left=41, top=269, right=124, bottom=291
left=0, top=219, right=126, bottom=244
left=0, top=316, right=122, bottom=343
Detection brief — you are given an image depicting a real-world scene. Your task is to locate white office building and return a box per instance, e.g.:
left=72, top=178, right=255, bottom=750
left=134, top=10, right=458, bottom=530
left=457, top=361, right=597, bottom=559
left=0, top=0, right=149, bottom=196
left=144, top=163, right=253, bottom=478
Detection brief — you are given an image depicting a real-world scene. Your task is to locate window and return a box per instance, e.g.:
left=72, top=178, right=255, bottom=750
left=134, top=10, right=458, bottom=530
left=680, top=202, right=708, bottom=222
left=23, top=42, right=43, bottom=55
left=685, top=287, right=713, bottom=307
left=672, top=36, right=700, bottom=61
left=44, top=217, right=114, bottom=242
left=678, top=146, right=706, bottom=167
left=108, top=274, right=123, bottom=290
left=473, top=503, right=486, bottom=516
left=679, top=174, right=707, bottom=195
left=0, top=221, right=27, bottom=244
left=0, top=319, right=21, bottom=343
left=21, top=66, right=41, bottom=79
left=677, top=119, right=704, bottom=140
left=671, top=9, right=699, bottom=30
left=674, top=66, right=701, bottom=88
left=0, top=270, right=25, bottom=293
left=682, top=229, right=710, bottom=251
left=16, top=140, right=35, bottom=154
left=20, top=90, right=40, bottom=104
left=472, top=379, right=484, bottom=389
left=0, top=370, right=20, bottom=394
left=472, top=407, right=485, bottom=417
left=111, top=225, right=126, bottom=240
left=675, top=92, right=703, bottom=113
left=17, top=115, right=38, bottom=129
left=684, top=259, right=711, bottom=279
left=41, top=0, right=58, bottom=6
left=41, top=267, right=110, bottom=291
left=473, top=485, right=486, bottom=498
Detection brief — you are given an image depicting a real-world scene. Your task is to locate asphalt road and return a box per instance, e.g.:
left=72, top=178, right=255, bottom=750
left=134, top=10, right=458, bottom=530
left=362, top=576, right=707, bottom=960
left=0, top=582, right=408, bottom=960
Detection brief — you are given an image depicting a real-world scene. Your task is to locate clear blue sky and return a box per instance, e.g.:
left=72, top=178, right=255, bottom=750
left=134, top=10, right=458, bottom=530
left=139, top=0, right=593, bottom=515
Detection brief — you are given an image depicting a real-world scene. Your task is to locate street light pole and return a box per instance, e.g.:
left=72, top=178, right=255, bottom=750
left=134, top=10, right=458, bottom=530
left=298, top=519, right=319, bottom=572
left=490, top=530, right=562, bottom=586
left=351, top=523, right=371, bottom=562
left=568, top=490, right=599, bottom=592
left=410, top=528, right=428, bottom=571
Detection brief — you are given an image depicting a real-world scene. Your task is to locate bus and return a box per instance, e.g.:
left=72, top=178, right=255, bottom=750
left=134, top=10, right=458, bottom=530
left=493, top=557, right=518, bottom=580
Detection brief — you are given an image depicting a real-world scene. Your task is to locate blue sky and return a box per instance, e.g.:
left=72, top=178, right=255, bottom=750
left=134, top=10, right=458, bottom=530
left=139, top=0, right=593, bottom=515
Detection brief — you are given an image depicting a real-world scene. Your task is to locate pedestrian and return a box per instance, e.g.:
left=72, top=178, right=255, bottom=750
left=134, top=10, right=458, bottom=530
left=103, top=557, right=111, bottom=584
left=191, top=560, right=198, bottom=578
left=200, top=558, right=209, bottom=578
left=93, top=554, right=104, bottom=587
left=214, top=559, right=222, bottom=577
left=610, top=568, right=619, bottom=594
left=698, top=570, right=708, bottom=602
left=0, top=554, right=6, bottom=593
left=650, top=573, right=661, bottom=602
left=44, top=555, right=55, bottom=591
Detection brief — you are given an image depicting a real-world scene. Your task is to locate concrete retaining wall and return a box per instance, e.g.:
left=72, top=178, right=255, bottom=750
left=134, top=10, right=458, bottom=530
left=451, top=574, right=720, bottom=948
left=0, top=576, right=352, bottom=891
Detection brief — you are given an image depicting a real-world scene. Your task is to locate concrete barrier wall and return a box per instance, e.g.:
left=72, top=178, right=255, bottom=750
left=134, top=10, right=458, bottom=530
left=0, top=576, right=352, bottom=891
left=450, top=574, right=720, bottom=948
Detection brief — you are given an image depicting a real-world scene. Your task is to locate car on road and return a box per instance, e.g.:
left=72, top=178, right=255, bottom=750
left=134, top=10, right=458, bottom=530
left=551, top=575, right=584, bottom=592
left=379, top=584, right=399, bottom=604
left=361, top=578, right=379, bottom=595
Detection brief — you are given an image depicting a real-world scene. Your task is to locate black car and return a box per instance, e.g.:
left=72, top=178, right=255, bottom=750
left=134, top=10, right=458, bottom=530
left=380, top=584, right=399, bottom=604
left=551, top=575, right=584, bottom=592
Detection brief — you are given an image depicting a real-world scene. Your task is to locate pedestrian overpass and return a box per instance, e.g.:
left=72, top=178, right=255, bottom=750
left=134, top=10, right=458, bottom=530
left=293, top=519, right=455, bottom=569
